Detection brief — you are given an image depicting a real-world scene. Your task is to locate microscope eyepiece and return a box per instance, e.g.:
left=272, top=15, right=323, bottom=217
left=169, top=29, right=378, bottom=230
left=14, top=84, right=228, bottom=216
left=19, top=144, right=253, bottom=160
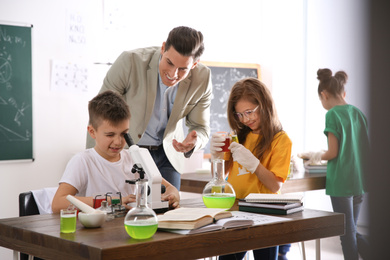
left=124, top=133, right=134, bottom=146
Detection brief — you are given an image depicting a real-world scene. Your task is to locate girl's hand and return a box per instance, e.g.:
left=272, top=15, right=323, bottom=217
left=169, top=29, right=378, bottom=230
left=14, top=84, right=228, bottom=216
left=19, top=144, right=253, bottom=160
left=298, top=151, right=325, bottom=166
left=229, top=142, right=260, bottom=173
left=210, top=132, right=226, bottom=160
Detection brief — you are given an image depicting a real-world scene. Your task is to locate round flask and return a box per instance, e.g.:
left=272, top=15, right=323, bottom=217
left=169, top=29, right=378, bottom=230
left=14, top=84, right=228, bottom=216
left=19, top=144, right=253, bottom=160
left=124, top=180, right=158, bottom=239
left=202, top=159, right=236, bottom=209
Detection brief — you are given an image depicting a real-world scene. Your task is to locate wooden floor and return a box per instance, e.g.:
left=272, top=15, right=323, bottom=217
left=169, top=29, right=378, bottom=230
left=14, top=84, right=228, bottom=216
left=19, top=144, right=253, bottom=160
left=247, top=226, right=368, bottom=260
left=285, top=238, right=345, bottom=260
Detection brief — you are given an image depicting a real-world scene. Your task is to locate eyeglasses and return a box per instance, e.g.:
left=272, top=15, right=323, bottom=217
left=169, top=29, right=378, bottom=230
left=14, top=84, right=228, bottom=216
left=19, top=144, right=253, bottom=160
left=234, top=105, right=259, bottom=120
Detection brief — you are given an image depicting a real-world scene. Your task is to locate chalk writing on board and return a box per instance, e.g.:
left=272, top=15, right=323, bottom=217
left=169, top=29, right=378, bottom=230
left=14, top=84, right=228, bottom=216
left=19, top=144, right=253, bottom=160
left=0, top=124, right=30, bottom=141
left=202, top=64, right=259, bottom=154
left=0, top=33, right=30, bottom=139
left=0, top=57, right=12, bottom=84
left=0, top=26, right=27, bottom=47
left=0, top=24, right=33, bottom=160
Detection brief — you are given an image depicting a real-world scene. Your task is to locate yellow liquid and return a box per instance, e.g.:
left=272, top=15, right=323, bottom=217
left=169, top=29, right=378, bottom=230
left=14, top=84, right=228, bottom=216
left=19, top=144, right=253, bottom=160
left=231, top=135, right=239, bottom=143
left=60, top=215, right=76, bottom=233
left=202, top=194, right=236, bottom=209
left=125, top=221, right=158, bottom=239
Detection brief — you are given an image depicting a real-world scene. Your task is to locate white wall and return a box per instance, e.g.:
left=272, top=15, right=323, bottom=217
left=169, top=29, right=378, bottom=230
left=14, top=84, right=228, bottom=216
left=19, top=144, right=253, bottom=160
left=1, top=0, right=102, bottom=214
left=303, top=0, right=369, bottom=218
left=0, top=0, right=368, bottom=258
left=305, top=0, right=369, bottom=151
left=0, top=1, right=103, bottom=257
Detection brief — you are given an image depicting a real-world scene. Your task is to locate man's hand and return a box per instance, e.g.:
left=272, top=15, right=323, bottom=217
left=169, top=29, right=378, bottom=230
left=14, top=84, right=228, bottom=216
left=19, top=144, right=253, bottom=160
left=172, top=130, right=197, bottom=153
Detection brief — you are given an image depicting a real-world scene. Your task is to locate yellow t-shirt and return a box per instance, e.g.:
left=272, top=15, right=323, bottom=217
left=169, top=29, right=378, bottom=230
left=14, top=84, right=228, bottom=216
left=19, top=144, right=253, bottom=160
left=225, top=131, right=292, bottom=199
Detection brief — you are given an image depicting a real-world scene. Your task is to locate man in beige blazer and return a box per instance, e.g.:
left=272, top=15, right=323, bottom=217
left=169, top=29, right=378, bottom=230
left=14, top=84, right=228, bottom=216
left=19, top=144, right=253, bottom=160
left=87, top=26, right=212, bottom=189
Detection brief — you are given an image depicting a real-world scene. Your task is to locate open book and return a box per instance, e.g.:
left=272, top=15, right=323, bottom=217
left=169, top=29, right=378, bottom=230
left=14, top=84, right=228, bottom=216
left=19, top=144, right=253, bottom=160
left=160, top=210, right=292, bottom=235
left=157, top=207, right=232, bottom=230
left=244, top=193, right=304, bottom=204
left=161, top=212, right=254, bottom=235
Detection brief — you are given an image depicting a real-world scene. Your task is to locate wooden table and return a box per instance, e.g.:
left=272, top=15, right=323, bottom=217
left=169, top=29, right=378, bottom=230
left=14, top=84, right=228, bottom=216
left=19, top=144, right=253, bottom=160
left=180, top=169, right=326, bottom=194
left=0, top=199, right=343, bottom=260
left=180, top=170, right=327, bottom=260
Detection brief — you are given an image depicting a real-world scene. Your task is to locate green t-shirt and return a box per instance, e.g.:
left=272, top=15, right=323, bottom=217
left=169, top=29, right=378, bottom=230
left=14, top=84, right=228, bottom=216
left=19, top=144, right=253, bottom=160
left=324, top=104, right=369, bottom=196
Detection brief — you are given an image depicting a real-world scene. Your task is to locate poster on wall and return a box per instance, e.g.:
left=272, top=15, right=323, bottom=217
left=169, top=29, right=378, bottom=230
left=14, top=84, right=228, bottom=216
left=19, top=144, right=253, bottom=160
left=0, top=23, right=33, bottom=161
left=50, top=59, right=89, bottom=93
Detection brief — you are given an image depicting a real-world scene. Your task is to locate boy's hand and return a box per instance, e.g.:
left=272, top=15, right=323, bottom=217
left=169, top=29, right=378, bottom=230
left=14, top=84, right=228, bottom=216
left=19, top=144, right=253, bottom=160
left=122, top=194, right=136, bottom=210
left=161, top=184, right=180, bottom=209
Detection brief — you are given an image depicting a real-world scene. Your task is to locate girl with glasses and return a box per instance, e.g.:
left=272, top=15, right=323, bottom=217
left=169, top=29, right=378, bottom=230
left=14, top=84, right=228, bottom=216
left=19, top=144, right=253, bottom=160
left=211, top=77, right=292, bottom=260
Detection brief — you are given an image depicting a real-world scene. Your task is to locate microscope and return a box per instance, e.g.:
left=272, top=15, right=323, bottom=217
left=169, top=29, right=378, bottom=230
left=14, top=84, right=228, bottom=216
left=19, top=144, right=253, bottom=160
left=124, top=134, right=169, bottom=213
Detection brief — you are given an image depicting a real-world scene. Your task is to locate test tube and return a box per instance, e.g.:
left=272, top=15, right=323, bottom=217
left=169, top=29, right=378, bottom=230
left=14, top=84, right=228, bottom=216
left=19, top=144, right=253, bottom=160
left=230, top=130, right=239, bottom=143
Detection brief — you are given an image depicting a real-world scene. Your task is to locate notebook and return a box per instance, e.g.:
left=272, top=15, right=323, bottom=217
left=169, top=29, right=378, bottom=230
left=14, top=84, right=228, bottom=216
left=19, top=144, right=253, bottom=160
left=244, top=193, right=304, bottom=203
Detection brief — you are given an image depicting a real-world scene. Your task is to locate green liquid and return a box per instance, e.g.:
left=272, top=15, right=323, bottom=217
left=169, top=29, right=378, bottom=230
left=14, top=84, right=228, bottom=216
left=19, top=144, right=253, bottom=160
left=60, top=215, right=76, bottom=233
left=202, top=194, right=236, bottom=209
left=125, top=221, right=158, bottom=239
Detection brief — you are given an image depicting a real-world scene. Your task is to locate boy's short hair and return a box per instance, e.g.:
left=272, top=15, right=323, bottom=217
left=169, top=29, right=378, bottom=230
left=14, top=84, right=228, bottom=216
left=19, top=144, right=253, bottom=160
left=88, top=90, right=130, bottom=129
left=164, top=26, right=204, bottom=61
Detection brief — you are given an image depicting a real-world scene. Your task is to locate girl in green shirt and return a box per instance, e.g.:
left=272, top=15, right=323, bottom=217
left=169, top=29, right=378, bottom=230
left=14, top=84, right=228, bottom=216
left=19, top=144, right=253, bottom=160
left=314, top=68, right=369, bottom=260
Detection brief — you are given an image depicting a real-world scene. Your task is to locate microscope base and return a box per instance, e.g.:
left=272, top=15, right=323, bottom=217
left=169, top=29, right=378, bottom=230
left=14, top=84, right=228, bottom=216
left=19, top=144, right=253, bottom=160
left=127, top=200, right=169, bottom=214
left=151, top=200, right=169, bottom=214
left=153, top=206, right=169, bottom=214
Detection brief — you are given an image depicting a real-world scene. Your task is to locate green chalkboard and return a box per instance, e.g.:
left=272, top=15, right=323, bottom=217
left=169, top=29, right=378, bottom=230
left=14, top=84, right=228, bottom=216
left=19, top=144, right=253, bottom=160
left=0, top=23, right=33, bottom=161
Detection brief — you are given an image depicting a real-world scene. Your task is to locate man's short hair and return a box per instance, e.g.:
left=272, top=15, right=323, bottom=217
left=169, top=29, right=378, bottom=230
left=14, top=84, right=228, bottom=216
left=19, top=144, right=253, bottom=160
left=164, top=26, right=204, bottom=61
left=88, top=90, right=130, bottom=129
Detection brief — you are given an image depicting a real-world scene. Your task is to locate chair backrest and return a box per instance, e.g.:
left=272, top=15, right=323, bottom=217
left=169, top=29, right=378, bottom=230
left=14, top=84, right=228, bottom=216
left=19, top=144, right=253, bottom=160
left=19, top=192, right=44, bottom=260
left=19, top=191, right=40, bottom=216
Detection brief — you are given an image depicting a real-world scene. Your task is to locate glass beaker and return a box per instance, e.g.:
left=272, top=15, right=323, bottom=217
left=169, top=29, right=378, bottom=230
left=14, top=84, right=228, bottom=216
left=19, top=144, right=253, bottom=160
left=202, top=159, right=236, bottom=209
left=97, top=200, right=114, bottom=221
left=124, top=179, right=158, bottom=239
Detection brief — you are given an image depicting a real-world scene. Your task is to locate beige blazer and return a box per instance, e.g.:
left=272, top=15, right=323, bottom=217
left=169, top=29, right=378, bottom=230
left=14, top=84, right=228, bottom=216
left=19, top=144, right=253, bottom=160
left=87, top=46, right=212, bottom=173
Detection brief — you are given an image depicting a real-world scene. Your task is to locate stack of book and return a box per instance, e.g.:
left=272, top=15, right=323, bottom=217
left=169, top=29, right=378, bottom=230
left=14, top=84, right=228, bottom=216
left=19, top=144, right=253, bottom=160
left=238, top=193, right=304, bottom=215
left=304, top=164, right=327, bottom=173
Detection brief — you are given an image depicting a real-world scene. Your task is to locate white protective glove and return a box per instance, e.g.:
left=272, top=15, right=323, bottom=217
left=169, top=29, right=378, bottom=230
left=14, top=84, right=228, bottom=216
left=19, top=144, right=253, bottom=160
left=210, top=132, right=225, bottom=160
left=298, top=151, right=324, bottom=166
left=228, top=142, right=260, bottom=173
